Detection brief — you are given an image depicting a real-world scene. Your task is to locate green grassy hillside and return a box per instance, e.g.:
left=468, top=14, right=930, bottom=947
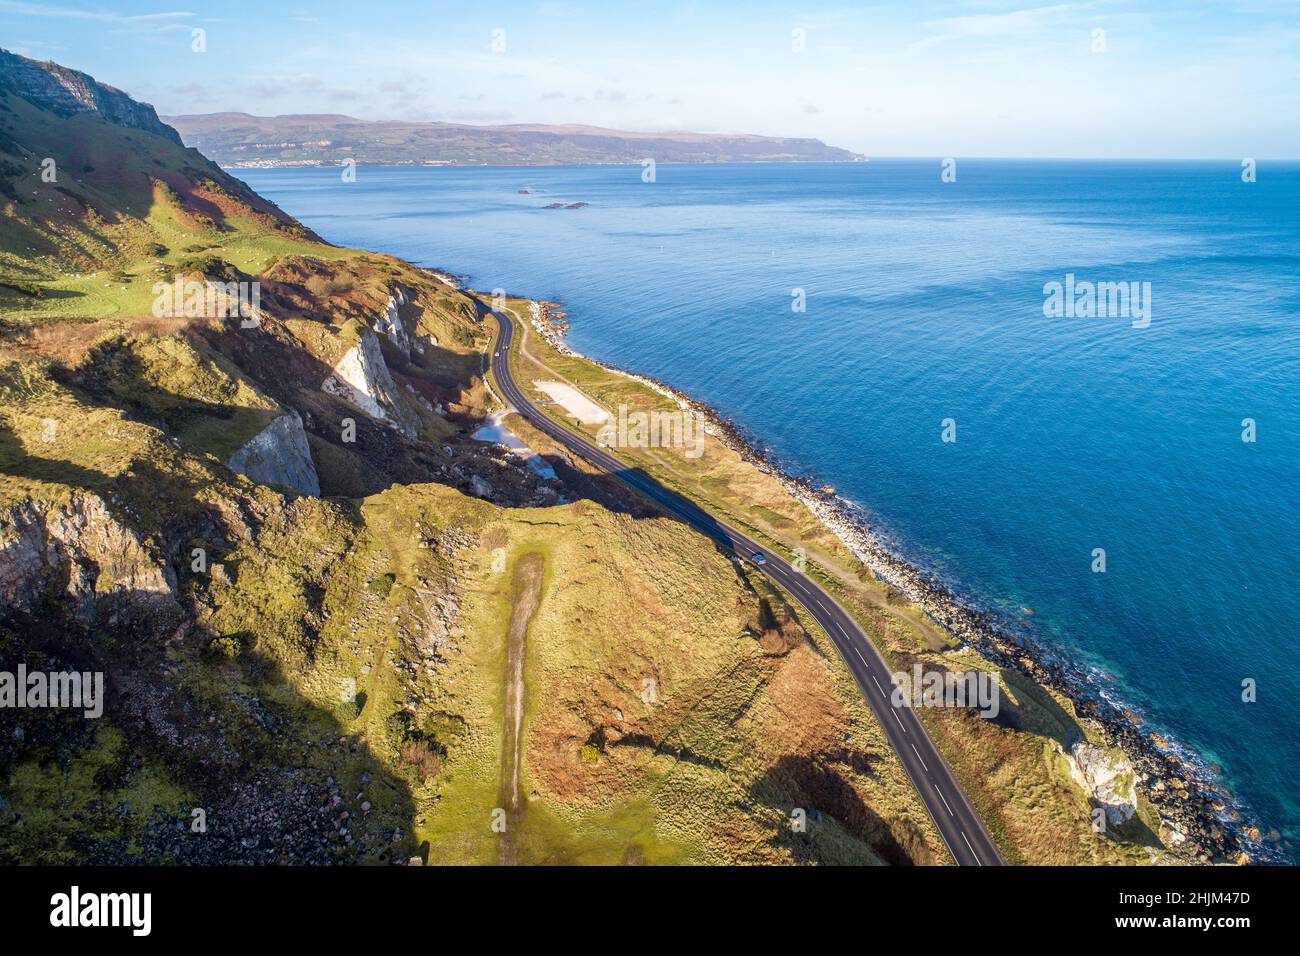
left=0, top=52, right=938, bottom=865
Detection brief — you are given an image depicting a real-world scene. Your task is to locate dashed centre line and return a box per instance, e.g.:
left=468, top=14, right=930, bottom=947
left=911, top=743, right=929, bottom=772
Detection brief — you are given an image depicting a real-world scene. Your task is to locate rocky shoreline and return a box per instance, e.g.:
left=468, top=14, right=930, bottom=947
left=511, top=295, right=1267, bottom=865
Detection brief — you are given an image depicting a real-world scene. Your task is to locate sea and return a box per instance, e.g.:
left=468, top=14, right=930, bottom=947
left=239, top=159, right=1300, bottom=857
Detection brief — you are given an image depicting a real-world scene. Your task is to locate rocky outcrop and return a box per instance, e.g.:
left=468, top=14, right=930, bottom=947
left=1061, top=741, right=1138, bottom=828
left=321, top=330, right=417, bottom=437
left=0, top=48, right=182, bottom=144
left=378, top=285, right=443, bottom=358
left=527, top=299, right=574, bottom=355
left=0, top=493, right=177, bottom=625
left=226, top=411, right=320, bottom=497
left=376, top=287, right=411, bottom=353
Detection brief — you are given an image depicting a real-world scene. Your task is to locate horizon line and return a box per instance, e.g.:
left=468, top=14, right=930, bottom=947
left=217, top=156, right=1300, bottom=167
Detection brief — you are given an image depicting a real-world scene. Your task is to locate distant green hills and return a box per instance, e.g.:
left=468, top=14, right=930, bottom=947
left=164, top=112, right=864, bottom=167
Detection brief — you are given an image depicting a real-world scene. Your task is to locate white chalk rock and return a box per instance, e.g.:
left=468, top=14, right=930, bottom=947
left=322, top=330, right=417, bottom=437
left=1064, top=741, right=1138, bottom=827
left=377, top=287, right=411, bottom=352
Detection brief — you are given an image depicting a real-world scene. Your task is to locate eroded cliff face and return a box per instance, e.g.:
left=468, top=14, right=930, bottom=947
left=0, top=48, right=181, bottom=144
left=322, top=330, right=419, bottom=438
left=0, top=493, right=178, bottom=626
left=226, top=411, right=320, bottom=497
left=377, top=287, right=412, bottom=353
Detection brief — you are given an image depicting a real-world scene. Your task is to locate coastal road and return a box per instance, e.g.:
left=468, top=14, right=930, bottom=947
left=487, top=313, right=1004, bottom=867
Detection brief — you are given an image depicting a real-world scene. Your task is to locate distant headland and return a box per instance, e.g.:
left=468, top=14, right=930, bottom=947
left=163, top=112, right=866, bottom=168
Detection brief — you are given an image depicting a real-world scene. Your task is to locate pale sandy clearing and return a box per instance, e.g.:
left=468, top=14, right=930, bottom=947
left=532, top=380, right=609, bottom=424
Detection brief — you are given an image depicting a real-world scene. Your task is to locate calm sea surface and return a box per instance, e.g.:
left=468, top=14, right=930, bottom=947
left=240, top=160, right=1300, bottom=854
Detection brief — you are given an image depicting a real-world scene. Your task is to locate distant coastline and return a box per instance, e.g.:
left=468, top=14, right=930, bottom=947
left=218, top=158, right=868, bottom=170
left=165, top=112, right=864, bottom=168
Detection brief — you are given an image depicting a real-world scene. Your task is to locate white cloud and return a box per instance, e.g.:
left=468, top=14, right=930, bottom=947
left=0, top=2, right=193, bottom=24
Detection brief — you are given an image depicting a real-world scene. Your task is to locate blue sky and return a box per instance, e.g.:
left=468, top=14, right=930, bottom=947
left=3, top=0, right=1298, bottom=157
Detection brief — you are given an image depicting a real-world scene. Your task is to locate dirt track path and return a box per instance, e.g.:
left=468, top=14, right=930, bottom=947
left=497, top=552, right=544, bottom=866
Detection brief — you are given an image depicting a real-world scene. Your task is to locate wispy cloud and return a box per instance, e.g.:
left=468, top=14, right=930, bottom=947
left=4, top=0, right=1297, bottom=157
left=0, top=2, right=193, bottom=24
left=909, top=2, right=1089, bottom=52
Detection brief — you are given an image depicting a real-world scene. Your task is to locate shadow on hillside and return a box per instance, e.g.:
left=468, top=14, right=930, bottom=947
left=1107, top=809, right=1164, bottom=850
left=0, top=589, right=418, bottom=865
left=0, top=285, right=87, bottom=303
left=0, top=419, right=107, bottom=493
left=379, top=331, right=484, bottom=394
left=985, top=665, right=1087, bottom=747
left=69, top=336, right=277, bottom=453
left=750, top=753, right=920, bottom=865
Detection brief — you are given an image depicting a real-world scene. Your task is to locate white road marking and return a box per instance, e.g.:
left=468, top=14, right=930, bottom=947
left=892, top=709, right=906, bottom=731
left=934, top=784, right=955, bottom=818
left=961, top=832, right=982, bottom=866
left=910, top=743, right=929, bottom=772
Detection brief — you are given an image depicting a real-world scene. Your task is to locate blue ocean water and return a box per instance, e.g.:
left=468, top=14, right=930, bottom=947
left=240, top=160, right=1300, bottom=854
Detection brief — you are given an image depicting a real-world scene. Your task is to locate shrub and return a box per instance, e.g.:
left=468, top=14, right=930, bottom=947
left=398, top=739, right=442, bottom=782
left=173, top=253, right=239, bottom=282
left=0, top=279, right=43, bottom=298
left=304, top=273, right=353, bottom=298
left=0, top=360, right=57, bottom=401
left=203, top=634, right=244, bottom=660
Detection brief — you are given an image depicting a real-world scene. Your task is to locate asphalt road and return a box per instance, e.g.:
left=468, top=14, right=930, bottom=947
left=488, top=313, right=1004, bottom=867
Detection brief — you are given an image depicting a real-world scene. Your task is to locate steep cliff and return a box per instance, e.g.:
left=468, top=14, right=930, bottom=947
left=0, top=48, right=180, bottom=144
left=322, top=329, right=418, bottom=437
left=377, top=287, right=412, bottom=353
left=0, top=493, right=178, bottom=627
